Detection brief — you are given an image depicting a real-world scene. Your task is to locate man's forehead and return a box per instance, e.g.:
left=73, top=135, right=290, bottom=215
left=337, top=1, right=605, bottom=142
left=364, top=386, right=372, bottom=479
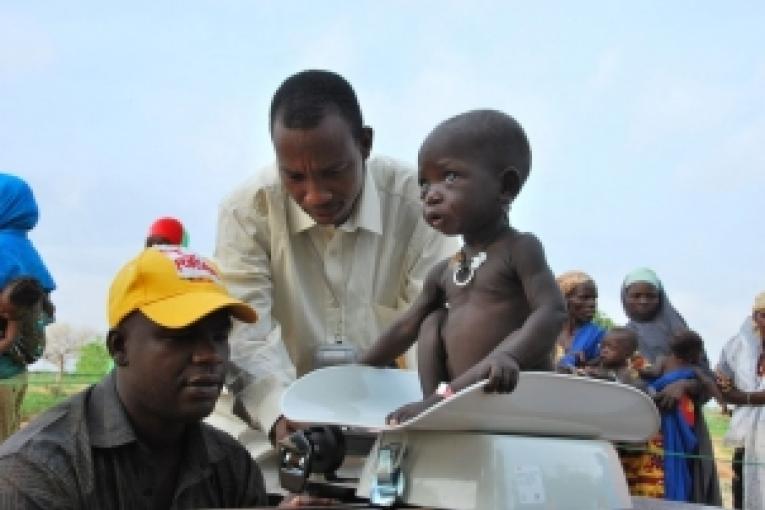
left=272, top=106, right=352, bottom=136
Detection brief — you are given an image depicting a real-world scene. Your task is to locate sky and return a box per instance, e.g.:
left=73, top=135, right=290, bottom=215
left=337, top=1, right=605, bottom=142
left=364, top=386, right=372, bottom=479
left=2, top=1, right=763, bottom=365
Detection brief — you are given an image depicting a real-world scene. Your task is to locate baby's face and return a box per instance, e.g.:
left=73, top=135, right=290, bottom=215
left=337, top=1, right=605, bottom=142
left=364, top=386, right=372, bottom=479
left=599, top=336, right=629, bottom=367
left=418, top=143, right=504, bottom=237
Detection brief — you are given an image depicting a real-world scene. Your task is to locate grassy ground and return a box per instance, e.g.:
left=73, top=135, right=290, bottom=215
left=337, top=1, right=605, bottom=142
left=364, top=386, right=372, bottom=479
left=21, top=372, right=102, bottom=422
left=705, top=408, right=734, bottom=509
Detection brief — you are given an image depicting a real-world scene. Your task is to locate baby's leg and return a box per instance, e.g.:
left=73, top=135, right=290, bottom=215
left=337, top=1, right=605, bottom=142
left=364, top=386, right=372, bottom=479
left=417, top=309, right=448, bottom=396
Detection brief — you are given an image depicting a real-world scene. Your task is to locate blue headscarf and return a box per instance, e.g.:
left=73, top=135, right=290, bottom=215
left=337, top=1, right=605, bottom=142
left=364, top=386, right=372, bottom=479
left=0, top=173, right=56, bottom=291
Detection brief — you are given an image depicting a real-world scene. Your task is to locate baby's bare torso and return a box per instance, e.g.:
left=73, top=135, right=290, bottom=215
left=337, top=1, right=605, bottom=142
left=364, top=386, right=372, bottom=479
left=438, top=232, right=531, bottom=378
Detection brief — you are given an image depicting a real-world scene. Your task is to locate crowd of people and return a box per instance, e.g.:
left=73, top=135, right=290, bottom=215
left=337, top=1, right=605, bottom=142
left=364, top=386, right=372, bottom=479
left=0, top=69, right=762, bottom=509
left=553, top=268, right=764, bottom=509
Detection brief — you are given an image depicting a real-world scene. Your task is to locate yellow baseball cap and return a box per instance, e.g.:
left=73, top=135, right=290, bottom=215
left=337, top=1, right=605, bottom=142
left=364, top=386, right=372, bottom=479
left=108, top=246, right=257, bottom=328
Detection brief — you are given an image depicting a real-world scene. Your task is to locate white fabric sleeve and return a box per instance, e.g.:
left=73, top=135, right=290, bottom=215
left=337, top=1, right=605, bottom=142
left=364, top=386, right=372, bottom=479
left=215, top=192, right=296, bottom=435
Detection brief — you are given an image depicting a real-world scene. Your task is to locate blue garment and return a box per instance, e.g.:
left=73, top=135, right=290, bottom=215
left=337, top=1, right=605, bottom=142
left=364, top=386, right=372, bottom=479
left=0, top=174, right=55, bottom=291
left=557, top=322, right=605, bottom=368
left=648, top=368, right=698, bottom=502
left=0, top=355, right=24, bottom=379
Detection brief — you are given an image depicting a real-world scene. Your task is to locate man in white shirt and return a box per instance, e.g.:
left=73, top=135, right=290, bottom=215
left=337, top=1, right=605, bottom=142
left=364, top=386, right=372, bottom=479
left=212, top=70, right=457, bottom=476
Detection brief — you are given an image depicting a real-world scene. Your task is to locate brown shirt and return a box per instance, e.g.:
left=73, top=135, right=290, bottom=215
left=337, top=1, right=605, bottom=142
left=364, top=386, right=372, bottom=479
left=0, top=372, right=266, bottom=509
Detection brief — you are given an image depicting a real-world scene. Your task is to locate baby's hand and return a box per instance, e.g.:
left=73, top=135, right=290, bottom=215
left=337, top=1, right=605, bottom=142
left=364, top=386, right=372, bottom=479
left=386, top=394, right=442, bottom=425
left=715, top=372, right=733, bottom=392
left=482, top=353, right=520, bottom=393
left=629, top=353, right=647, bottom=371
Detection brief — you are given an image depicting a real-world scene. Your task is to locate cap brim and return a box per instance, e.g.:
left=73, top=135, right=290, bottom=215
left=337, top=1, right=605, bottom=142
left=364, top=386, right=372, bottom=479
left=139, top=291, right=257, bottom=329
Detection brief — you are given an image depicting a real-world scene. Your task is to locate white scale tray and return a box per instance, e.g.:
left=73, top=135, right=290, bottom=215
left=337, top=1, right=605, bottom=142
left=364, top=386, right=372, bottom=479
left=282, top=365, right=659, bottom=442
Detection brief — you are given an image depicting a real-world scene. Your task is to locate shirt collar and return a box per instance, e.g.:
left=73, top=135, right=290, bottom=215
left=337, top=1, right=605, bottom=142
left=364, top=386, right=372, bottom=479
left=287, top=167, right=383, bottom=235
left=87, top=371, right=137, bottom=448
left=86, top=372, right=225, bottom=464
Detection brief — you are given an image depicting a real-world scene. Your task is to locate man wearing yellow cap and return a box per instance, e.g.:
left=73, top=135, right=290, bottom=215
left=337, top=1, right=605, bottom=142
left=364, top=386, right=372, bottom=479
left=0, top=246, right=327, bottom=508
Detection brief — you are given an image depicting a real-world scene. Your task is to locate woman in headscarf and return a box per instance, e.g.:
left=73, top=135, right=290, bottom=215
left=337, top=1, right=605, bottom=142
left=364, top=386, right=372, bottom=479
left=716, top=291, right=765, bottom=510
left=621, top=267, right=721, bottom=506
left=0, top=173, right=56, bottom=441
left=555, top=270, right=605, bottom=369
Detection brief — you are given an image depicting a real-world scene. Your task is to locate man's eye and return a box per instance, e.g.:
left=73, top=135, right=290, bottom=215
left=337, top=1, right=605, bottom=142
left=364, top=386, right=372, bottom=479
left=285, top=172, right=304, bottom=182
left=444, top=172, right=457, bottom=183
left=160, top=335, right=184, bottom=343
left=212, top=331, right=229, bottom=343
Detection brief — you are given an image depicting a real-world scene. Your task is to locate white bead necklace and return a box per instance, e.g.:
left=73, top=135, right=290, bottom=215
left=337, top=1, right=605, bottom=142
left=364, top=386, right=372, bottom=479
left=452, top=249, right=487, bottom=287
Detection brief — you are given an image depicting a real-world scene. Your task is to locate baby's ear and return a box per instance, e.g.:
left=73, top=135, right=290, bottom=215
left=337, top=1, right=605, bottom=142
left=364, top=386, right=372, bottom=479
left=499, top=166, right=522, bottom=203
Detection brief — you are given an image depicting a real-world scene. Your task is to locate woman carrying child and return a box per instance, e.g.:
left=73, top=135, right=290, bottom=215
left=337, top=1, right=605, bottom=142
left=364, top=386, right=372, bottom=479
left=716, top=291, right=765, bottom=510
left=0, top=174, right=56, bottom=442
left=555, top=270, right=605, bottom=369
left=621, top=267, right=721, bottom=505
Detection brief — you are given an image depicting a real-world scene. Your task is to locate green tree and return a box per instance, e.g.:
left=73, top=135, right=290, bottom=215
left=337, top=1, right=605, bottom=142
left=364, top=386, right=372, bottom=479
left=593, top=310, right=617, bottom=330
left=75, top=340, right=112, bottom=377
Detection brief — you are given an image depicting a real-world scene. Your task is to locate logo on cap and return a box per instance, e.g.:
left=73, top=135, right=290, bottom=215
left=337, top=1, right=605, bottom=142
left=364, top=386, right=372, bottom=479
left=155, top=246, right=220, bottom=284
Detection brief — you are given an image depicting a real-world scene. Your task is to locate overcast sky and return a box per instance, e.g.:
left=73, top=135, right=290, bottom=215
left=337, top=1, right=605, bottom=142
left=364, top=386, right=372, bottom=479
left=2, top=1, right=763, bottom=364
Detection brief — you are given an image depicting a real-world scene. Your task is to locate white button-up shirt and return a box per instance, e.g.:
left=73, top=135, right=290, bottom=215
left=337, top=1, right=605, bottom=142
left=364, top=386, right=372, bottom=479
left=214, top=156, right=458, bottom=442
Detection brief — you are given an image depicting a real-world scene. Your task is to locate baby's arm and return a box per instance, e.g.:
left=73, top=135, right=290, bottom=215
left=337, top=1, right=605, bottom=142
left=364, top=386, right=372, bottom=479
left=0, top=318, right=19, bottom=354
left=449, top=234, right=566, bottom=393
left=361, top=260, right=447, bottom=367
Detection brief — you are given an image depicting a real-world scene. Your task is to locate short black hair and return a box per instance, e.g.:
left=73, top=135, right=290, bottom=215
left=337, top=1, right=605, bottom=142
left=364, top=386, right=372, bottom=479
left=670, top=329, right=704, bottom=364
left=7, top=277, right=44, bottom=308
left=269, top=70, right=364, bottom=142
left=422, top=109, right=532, bottom=187
left=608, top=326, right=638, bottom=355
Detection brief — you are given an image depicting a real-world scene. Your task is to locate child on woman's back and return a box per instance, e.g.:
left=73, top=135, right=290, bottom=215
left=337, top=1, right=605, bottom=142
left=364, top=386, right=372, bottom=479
left=361, top=109, right=566, bottom=423
left=640, top=329, right=724, bottom=411
left=634, top=330, right=723, bottom=501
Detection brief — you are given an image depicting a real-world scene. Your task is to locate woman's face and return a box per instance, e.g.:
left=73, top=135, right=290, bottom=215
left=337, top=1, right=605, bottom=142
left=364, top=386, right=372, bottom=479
left=753, top=310, right=765, bottom=335
left=567, top=281, right=598, bottom=324
left=624, top=282, right=661, bottom=321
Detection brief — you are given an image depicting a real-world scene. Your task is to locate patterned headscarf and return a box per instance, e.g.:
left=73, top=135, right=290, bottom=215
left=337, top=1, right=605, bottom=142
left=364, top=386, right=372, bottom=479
left=621, top=267, right=686, bottom=364
left=556, top=270, right=594, bottom=298
left=0, top=174, right=55, bottom=291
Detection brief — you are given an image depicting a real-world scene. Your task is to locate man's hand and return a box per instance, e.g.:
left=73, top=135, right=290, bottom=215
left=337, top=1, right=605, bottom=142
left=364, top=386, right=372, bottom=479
left=270, top=416, right=305, bottom=445
left=482, top=353, right=520, bottom=393
left=279, top=493, right=337, bottom=507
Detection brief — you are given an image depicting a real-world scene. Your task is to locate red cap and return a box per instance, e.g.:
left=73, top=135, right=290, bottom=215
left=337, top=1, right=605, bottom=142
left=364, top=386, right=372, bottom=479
left=148, top=217, right=184, bottom=245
